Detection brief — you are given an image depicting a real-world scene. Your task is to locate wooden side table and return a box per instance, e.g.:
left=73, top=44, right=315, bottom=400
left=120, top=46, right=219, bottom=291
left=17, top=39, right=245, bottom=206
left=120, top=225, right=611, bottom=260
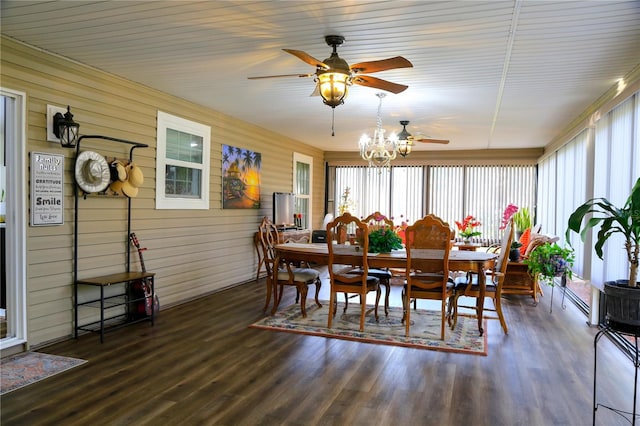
left=503, top=261, right=543, bottom=303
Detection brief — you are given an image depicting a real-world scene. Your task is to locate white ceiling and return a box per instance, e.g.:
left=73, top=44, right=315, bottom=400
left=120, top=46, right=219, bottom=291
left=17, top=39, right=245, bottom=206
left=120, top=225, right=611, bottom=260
left=2, top=1, right=639, bottom=153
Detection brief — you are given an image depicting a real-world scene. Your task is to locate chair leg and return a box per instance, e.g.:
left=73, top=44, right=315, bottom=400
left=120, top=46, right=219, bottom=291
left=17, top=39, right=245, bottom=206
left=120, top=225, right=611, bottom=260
left=328, top=291, right=336, bottom=329
left=314, top=278, right=322, bottom=308
left=374, top=287, right=381, bottom=322
left=495, top=295, right=508, bottom=334
left=382, top=279, right=390, bottom=316
left=295, top=288, right=300, bottom=304
left=270, top=283, right=284, bottom=315
left=404, top=288, right=411, bottom=337
left=359, top=294, right=366, bottom=332
left=440, top=298, right=446, bottom=340
left=263, top=278, right=272, bottom=313
left=401, top=288, right=406, bottom=323
left=299, top=286, right=308, bottom=318
left=451, top=293, right=460, bottom=329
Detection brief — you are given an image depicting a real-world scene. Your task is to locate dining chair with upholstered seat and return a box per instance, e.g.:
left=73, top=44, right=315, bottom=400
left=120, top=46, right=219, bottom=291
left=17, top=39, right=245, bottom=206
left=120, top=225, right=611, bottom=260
left=450, top=218, right=514, bottom=334
left=347, top=211, right=394, bottom=316
left=403, top=214, right=454, bottom=340
left=326, top=212, right=381, bottom=332
left=258, top=217, right=321, bottom=317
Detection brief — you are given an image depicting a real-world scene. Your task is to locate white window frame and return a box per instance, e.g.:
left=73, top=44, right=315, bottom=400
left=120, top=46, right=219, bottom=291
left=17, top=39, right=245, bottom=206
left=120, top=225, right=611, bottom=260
left=293, top=152, right=312, bottom=229
left=156, top=111, right=210, bottom=210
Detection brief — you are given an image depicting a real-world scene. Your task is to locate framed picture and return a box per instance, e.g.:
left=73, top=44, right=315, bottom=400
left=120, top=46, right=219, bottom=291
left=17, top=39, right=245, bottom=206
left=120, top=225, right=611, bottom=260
left=222, top=145, right=261, bottom=209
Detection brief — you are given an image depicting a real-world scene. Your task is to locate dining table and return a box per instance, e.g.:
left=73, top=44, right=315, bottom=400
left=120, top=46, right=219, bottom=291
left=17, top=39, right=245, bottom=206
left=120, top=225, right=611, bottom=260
left=274, top=242, right=498, bottom=336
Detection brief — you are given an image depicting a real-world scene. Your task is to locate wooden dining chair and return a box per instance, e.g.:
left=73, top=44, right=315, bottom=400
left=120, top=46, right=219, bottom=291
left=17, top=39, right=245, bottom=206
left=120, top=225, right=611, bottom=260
left=403, top=214, right=453, bottom=340
left=258, top=217, right=321, bottom=317
left=450, top=218, right=514, bottom=334
left=326, top=212, right=381, bottom=332
left=346, top=211, right=394, bottom=316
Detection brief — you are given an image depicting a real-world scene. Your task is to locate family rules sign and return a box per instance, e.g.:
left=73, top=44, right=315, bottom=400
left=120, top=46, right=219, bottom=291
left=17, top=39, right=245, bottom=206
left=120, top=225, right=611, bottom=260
left=30, top=152, right=64, bottom=226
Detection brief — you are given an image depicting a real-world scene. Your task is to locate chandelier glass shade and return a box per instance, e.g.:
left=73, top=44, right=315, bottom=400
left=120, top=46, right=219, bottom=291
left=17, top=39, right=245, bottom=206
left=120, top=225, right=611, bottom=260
left=359, top=93, right=399, bottom=168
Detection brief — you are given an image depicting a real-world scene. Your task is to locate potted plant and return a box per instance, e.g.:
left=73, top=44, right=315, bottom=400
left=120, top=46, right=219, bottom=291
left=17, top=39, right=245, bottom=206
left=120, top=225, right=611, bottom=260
left=455, top=215, right=482, bottom=243
left=509, top=241, right=523, bottom=262
left=367, top=227, right=403, bottom=253
left=512, top=207, right=533, bottom=236
left=566, top=176, right=640, bottom=332
left=523, top=242, right=574, bottom=284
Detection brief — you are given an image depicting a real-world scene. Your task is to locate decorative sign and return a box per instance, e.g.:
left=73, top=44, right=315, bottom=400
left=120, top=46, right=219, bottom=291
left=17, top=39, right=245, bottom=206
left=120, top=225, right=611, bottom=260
left=31, top=152, right=64, bottom=226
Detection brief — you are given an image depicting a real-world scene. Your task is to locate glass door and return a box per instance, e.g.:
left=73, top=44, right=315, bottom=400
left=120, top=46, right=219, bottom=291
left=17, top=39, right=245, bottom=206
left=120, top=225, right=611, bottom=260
left=0, top=89, right=27, bottom=350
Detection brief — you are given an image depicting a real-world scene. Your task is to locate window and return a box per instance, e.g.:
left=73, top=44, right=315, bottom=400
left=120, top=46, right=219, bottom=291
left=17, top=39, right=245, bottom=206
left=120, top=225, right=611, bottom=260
left=293, top=153, right=312, bottom=229
left=332, top=164, right=536, bottom=242
left=156, top=111, right=210, bottom=209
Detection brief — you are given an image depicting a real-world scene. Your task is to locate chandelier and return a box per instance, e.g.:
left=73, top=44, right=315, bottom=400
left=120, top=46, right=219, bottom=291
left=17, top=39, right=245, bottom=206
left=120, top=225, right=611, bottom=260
left=359, top=93, right=399, bottom=168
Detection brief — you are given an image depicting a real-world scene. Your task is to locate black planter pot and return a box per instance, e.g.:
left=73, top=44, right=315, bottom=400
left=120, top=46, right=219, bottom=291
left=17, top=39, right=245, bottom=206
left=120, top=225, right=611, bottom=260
left=604, top=280, right=640, bottom=334
left=509, top=248, right=521, bottom=262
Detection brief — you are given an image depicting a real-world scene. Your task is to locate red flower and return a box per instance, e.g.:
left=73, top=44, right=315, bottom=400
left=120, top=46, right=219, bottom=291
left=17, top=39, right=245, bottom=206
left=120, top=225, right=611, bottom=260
left=455, top=215, right=482, bottom=239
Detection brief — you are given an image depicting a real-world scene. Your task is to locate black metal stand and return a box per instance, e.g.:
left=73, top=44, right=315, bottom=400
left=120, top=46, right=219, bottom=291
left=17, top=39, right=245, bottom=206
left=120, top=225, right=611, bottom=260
left=549, top=274, right=567, bottom=314
left=593, top=325, right=639, bottom=425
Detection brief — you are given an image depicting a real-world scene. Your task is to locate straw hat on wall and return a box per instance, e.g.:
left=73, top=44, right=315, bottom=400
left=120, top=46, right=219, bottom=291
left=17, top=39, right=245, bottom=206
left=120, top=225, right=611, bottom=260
left=74, top=151, right=110, bottom=193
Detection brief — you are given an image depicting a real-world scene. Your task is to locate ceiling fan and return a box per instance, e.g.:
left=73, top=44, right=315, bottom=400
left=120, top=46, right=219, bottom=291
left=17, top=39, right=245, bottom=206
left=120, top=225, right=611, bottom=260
left=398, top=120, right=450, bottom=144
left=396, top=120, right=449, bottom=157
left=248, top=35, right=413, bottom=109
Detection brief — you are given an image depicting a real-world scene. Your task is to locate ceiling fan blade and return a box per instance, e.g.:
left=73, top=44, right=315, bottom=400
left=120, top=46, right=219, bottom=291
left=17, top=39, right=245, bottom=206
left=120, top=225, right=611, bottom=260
left=350, top=56, right=413, bottom=74
left=248, top=73, right=314, bottom=80
left=352, top=75, right=409, bottom=94
left=414, top=137, right=450, bottom=144
left=283, top=49, right=329, bottom=69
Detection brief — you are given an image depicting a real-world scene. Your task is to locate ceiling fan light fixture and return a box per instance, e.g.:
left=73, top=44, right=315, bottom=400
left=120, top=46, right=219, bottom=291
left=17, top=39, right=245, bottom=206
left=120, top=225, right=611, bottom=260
left=397, top=120, right=413, bottom=157
left=318, top=71, right=350, bottom=108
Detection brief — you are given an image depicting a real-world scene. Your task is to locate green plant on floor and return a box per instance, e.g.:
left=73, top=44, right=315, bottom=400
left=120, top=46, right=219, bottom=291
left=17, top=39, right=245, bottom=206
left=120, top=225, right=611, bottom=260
left=523, top=242, right=574, bottom=283
left=566, top=176, right=640, bottom=287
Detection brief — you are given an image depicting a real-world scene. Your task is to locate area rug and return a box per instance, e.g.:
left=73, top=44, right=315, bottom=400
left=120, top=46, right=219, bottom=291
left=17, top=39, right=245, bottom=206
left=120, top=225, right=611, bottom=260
left=251, top=302, right=487, bottom=356
left=1, top=352, right=87, bottom=395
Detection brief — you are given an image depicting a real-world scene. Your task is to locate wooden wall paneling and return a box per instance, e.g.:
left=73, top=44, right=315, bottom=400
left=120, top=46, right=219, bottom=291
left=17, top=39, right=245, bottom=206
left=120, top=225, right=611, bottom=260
left=2, top=36, right=325, bottom=346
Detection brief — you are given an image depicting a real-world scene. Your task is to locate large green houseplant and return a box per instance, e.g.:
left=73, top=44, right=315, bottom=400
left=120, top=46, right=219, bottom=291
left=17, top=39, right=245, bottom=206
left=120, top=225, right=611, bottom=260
left=566, top=176, right=640, bottom=331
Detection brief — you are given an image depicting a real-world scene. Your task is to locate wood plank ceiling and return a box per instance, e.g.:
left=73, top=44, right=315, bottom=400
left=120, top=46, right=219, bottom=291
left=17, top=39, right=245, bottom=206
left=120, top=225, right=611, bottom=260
left=1, top=1, right=639, bottom=152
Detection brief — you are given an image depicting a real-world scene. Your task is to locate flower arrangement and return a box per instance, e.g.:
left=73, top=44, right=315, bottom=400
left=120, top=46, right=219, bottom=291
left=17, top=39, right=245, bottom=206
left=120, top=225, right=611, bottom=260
left=500, top=203, right=519, bottom=230
left=455, top=215, right=482, bottom=240
left=523, top=242, right=574, bottom=283
left=338, top=187, right=356, bottom=215
left=363, top=213, right=403, bottom=253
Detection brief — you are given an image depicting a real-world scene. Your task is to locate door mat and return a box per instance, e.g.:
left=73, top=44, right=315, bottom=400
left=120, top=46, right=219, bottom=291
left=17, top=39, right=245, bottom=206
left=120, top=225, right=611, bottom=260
left=1, top=351, right=87, bottom=395
left=250, top=301, right=487, bottom=356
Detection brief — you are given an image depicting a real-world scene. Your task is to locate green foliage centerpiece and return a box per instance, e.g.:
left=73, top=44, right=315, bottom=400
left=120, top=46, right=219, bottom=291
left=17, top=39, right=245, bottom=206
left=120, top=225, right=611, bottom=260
left=364, top=213, right=403, bottom=253
left=523, top=242, right=574, bottom=284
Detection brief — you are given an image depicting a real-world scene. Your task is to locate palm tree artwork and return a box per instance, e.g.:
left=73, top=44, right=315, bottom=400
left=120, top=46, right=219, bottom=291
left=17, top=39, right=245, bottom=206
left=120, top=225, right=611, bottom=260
left=222, top=144, right=261, bottom=209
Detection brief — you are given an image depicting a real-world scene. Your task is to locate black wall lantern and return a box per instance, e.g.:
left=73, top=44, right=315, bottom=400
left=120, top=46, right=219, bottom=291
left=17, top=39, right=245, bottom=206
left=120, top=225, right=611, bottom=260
left=53, top=105, right=80, bottom=148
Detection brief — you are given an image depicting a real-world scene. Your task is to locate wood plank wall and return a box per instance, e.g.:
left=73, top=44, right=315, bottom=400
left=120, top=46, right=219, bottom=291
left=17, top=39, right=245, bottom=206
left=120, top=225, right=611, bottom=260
left=1, top=36, right=325, bottom=346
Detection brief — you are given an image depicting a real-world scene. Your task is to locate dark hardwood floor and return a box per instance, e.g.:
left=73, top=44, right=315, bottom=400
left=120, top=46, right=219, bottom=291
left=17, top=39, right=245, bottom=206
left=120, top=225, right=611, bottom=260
left=1, top=272, right=636, bottom=426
